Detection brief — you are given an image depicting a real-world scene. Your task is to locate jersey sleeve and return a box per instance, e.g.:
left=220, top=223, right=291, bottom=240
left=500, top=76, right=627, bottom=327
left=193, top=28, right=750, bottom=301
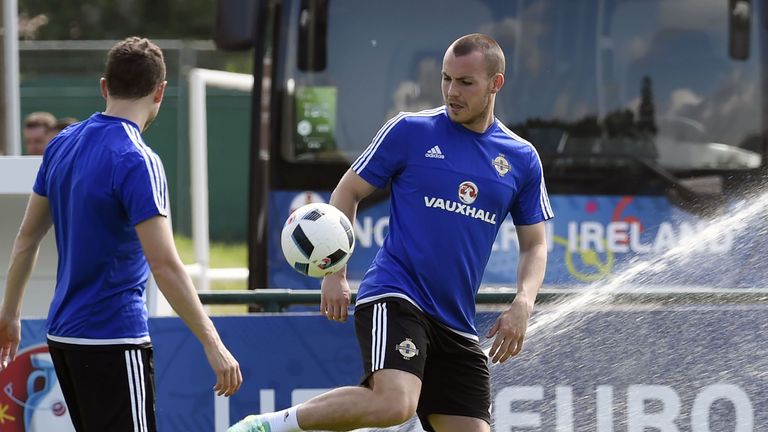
left=32, top=153, right=49, bottom=197
left=350, top=114, right=410, bottom=188
left=509, top=148, right=554, bottom=225
left=114, top=149, right=169, bottom=226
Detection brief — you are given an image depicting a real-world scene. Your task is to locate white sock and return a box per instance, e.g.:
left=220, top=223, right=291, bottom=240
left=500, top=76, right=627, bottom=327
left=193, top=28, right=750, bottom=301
left=261, top=405, right=302, bottom=432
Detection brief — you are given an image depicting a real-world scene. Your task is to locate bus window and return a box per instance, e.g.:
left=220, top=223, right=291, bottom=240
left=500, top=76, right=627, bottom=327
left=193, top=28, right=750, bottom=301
left=273, top=0, right=764, bottom=183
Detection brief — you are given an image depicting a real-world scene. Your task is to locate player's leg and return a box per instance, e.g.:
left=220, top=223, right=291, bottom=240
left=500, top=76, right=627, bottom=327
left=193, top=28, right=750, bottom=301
left=50, top=343, right=158, bottom=432
left=415, top=317, right=491, bottom=432
left=228, top=298, right=429, bottom=432
left=299, top=298, right=430, bottom=429
left=297, top=368, right=421, bottom=429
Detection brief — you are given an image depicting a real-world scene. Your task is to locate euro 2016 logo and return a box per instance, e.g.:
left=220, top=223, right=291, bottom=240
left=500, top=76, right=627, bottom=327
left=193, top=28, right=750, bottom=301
left=458, top=181, right=478, bottom=205
left=0, top=345, right=74, bottom=431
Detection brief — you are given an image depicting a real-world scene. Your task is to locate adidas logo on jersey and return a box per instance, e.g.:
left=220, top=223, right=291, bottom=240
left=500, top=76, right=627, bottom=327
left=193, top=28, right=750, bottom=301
left=425, top=146, right=445, bottom=159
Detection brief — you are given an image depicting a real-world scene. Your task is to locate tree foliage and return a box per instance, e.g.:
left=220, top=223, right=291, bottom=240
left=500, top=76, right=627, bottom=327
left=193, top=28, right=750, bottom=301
left=19, top=0, right=216, bottom=40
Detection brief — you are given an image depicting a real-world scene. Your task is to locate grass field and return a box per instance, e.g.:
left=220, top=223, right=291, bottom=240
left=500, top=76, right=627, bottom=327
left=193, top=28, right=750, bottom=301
left=174, top=236, right=248, bottom=269
left=174, top=236, right=250, bottom=315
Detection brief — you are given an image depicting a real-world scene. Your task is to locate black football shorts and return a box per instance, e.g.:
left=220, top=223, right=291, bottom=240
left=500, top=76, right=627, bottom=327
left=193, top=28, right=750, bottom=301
left=354, top=297, right=491, bottom=430
left=48, top=340, right=157, bottom=432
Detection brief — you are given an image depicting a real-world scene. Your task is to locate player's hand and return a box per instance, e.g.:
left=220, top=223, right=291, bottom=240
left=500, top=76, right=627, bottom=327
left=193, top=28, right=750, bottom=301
left=320, top=271, right=351, bottom=322
left=485, top=299, right=531, bottom=364
left=204, top=342, right=242, bottom=397
left=0, top=314, right=21, bottom=370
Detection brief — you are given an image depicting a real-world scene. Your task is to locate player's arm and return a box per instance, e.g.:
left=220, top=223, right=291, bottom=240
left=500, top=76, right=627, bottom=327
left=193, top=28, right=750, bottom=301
left=512, top=222, right=548, bottom=314
left=135, top=216, right=242, bottom=396
left=321, top=169, right=377, bottom=322
left=0, top=193, right=52, bottom=368
left=329, top=169, right=377, bottom=243
left=487, top=222, right=547, bottom=363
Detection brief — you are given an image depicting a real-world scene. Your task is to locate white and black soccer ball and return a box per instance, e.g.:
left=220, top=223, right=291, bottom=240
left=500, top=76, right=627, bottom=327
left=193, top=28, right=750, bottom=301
left=280, top=203, right=355, bottom=278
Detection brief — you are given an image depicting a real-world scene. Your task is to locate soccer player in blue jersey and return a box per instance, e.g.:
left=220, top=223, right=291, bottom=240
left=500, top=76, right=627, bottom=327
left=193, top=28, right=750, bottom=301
left=0, top=37, right=242, bottom=431
left=229, top=33, right=552, bottom=432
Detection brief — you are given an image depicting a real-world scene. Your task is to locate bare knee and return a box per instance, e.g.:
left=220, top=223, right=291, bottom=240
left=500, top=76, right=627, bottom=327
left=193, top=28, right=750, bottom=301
left=369, top=396, right=417, bottom=427
left=367, top=370, right=421, bottom=427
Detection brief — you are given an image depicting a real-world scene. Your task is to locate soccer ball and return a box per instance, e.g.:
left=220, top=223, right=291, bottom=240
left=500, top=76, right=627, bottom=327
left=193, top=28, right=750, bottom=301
left=281, top=203, right=355, bottom=278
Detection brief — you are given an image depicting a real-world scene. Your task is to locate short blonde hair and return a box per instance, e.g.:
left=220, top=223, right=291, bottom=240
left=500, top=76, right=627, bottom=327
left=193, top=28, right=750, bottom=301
left=450, top=33, right=505, bottom=76
left=24, top=111, right=56, bottom=129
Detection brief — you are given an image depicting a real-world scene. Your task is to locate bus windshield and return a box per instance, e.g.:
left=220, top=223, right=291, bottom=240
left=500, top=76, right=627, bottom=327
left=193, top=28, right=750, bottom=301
left=276, top=0, right=763, bottom=175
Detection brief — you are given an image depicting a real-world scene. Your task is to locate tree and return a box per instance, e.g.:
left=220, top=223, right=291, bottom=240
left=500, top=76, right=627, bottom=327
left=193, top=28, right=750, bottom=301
left=19, top=0, right=216, bottom=40
left=637, top=75, right=657, bottom=135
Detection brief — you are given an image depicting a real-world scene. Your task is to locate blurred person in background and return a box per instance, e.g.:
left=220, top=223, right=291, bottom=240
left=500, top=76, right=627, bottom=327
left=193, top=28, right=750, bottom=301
left=22, top=111, right=56, bottom=155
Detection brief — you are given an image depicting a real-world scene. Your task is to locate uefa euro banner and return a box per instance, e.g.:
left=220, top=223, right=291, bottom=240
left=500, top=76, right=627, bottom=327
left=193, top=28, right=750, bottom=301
left=267, top=191, right=768, bottom=290
left=2, top=307, right=766, bottom=431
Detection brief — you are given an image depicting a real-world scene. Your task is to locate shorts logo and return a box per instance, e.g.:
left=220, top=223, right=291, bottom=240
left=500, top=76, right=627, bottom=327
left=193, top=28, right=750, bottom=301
left=395, top=338, right=419, bottom=360
left=458, top=181, right=478, bottom=205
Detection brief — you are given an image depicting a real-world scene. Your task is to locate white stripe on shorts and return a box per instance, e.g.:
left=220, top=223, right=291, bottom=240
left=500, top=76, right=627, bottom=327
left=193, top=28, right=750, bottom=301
left=134, top=350, right=148, bottom=431
left=371, top=303, right=388, bottom=372
left=125, top=350, right=148, bottom=432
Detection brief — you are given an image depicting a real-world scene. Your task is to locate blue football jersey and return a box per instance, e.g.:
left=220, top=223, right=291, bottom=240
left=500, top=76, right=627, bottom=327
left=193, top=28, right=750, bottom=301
left=352, top=106, right=554, bottom=339
left=33, top=113, right=168, bottom=345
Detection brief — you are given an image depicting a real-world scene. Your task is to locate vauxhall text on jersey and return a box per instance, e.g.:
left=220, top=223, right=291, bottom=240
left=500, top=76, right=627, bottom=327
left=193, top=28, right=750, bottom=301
left=34, top=113, right=168, bottom=345
left=352, top=106, right=554, bottom=339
